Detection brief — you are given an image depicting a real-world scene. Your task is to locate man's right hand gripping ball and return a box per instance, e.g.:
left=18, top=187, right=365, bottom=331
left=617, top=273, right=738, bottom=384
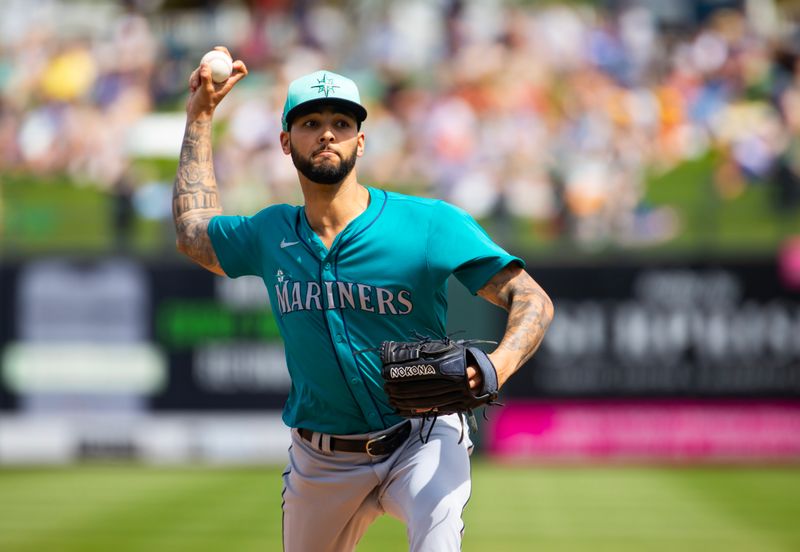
left=186, top=46, right=248, bottom=120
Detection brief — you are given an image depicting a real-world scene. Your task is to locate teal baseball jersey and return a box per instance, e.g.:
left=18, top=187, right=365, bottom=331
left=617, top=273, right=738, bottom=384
left=207, top=186, right=523, bottom=434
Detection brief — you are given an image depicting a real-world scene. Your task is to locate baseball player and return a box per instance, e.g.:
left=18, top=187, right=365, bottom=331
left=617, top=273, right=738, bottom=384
left=173, top=47, right=554, bottom=552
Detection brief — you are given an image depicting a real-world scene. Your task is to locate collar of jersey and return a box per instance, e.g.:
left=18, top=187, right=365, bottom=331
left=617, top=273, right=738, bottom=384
left=297, top=186, right=386, bottom=259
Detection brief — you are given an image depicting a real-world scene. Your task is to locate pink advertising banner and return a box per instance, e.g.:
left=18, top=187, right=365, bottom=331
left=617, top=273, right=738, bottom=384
left=487, top=400, right=800, bottom=462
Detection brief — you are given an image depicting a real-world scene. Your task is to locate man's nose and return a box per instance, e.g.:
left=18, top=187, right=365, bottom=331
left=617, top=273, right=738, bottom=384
left=318, top=126, right=335, bottom=143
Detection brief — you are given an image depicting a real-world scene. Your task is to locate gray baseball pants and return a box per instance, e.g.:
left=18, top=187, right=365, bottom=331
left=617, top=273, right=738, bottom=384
left=282, top=413, right=473, bottom=552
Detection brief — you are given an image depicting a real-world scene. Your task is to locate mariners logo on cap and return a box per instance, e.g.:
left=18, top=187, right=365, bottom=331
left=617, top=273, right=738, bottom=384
left=311, top=74, right=340, bottom=98
left=282, top=70, right=367, bottom=131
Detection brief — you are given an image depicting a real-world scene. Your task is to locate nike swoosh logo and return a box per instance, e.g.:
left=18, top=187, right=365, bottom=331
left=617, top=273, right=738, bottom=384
left=280, top=238, right=300, bottom=249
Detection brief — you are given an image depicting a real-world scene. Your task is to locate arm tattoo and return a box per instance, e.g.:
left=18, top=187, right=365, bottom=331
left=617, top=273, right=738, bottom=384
left=478, top=265, right=554, bottom=372
left=172, top=119, right=223, bottom=272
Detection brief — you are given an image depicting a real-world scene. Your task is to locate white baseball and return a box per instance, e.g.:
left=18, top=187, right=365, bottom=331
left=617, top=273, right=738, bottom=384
left=201, top=50, right=233, bottom=83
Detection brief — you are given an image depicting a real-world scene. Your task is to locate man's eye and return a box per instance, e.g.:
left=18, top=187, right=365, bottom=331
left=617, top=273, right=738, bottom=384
left=336, top=120, right=351, bottom=128
left=303, top=120, right=317, bottom=128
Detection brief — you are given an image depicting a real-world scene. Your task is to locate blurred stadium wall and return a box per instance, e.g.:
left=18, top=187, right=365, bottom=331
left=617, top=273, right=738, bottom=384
left=1, top=0, right=799, bottom=464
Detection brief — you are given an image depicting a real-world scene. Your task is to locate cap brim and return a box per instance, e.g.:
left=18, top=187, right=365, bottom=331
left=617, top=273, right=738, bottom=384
left=284, top=98, right=367, bottom=130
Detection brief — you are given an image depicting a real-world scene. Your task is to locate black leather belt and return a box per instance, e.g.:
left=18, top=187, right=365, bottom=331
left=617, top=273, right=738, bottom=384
left=298, top=420, right=412, bottom=457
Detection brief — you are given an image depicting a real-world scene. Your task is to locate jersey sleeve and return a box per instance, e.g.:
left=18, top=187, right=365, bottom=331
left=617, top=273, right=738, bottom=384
left=207, top=214, right=263, bottom=278
left=427, top=201, right=525, bottom=295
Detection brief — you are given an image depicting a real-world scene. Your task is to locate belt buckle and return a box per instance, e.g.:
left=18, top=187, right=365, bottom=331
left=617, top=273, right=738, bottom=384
left=365, top=433, right=387, bottom=457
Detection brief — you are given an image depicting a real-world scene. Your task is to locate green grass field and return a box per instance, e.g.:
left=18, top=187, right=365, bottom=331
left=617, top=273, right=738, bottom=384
left=1, top=462, right=798, bottom=552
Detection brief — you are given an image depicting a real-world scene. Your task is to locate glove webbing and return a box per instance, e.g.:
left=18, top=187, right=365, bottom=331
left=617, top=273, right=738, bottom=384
left=354, top=331, right=496, bottom=357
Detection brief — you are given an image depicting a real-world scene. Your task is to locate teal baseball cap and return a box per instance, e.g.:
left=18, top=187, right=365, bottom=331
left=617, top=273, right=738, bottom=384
left=282, top=70, right=368, bottom=131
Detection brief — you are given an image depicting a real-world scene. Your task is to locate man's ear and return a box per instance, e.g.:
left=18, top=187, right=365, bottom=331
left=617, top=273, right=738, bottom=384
left=280, top=131, right=291, bottom=155
left=357, top=131, right=365, bottom=157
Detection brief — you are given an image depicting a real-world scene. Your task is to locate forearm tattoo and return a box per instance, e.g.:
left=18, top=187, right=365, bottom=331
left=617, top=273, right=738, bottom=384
left=172, top=119, right=222, bottom=270
left=479, top=266, right=554, bottom=371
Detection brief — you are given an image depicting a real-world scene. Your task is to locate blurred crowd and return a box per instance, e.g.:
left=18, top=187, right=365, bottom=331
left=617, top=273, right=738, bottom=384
left=3, top=0, right=800, bottom=248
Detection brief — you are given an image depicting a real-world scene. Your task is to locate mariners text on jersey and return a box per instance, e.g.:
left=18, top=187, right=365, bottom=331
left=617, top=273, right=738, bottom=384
left=274, top=279, right=413, bottom=316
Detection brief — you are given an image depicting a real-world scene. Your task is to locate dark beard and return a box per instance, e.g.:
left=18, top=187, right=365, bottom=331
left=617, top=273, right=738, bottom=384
left=290, top=143, right=358, bottom=185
